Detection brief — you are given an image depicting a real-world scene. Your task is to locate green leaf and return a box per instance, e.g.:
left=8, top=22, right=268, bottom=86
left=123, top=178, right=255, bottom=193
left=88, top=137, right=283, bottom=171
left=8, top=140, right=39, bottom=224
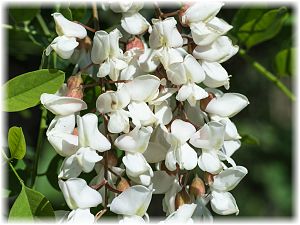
left=57, top=6, right=73, bottom=20
left=9, top=7, right=40, bottom=23
left=8, top=127, right=26, bottom=160
left=9, top=185, right=54, bottom=221
left=236, top=7, right=288, bottom=49
left=274, top=48, right=295, bottom=77
left=3, top=69, right=65, bottom=112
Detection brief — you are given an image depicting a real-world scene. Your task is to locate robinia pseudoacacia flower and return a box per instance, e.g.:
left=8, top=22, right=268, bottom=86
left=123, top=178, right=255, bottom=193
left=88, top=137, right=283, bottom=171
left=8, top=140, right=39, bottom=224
left=41, top=1, right=249, bottom=223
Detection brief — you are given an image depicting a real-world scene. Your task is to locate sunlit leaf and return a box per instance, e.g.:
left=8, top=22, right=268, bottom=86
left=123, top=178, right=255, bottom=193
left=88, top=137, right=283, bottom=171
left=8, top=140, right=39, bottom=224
left=8, top=184, right=55, bottom=221
left=235, top=7, right=288, bottom=49
left=8, top=126, right=26, bottom=160
left=3, top=69, right=65, bottom=112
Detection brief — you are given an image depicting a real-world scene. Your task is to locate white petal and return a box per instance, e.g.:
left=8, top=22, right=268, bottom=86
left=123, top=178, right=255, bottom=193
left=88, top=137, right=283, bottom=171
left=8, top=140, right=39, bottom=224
left=76, top=147, right=103, bottom=173
left=114, top=126, right=153, bottom=153
left=67, top=209, right=94, bottom=223
left=218, top=118, right=241, bottom=140
left=59, top=178, right=102, bottom=209
left=211, top=166, right=248, bottom=192
left=184, top=54, right=205, bottom=83
left=109, top=185, right=152, bottom=216
left=179, top=143, right=198, bottom=170
left=77, top=113, right=111, bottom=152
left=164, top=203, right=197, bottom=223
left=97, top=60, right=111, bottom=77
left=193, top=36, right=239, bottom=63
left=52, top=13, right=87, bottom=38
left=152, top=171, right=176, bottom=194
left=223, top=140, right=241, bottom=158
left=187, top=83, right=208, bottom=106
left=166, top=62, right=187, bottom=85
left=96, top=88, right=130, bottom=113
left=122, top=152, right=151, bottom=177
left=120, top=215, right=146, bottom=224
left=176, top=84, right=192, bottom=102
left=47, top=133, right=78, bottom=157
left=198, top=150, right=223, bottom=174
left=128, top=101, right=157, bottom=127
left=201, top=61, right=229, bottom=88
left=162, top=179, right=181, bottom=215
left=121, top=12, right=150, bottom=35
left=91, top=30, right=110, bottom=64
left=171, top=119, right=196, bottom=144
left=108, top=110, right=130, bottom=134
left=190, top=121, right=225, bottom=150
left=41, top=93, right=87, bottom=116
left=165, top=148, right=177, bottom=171
left=205, top=93, right=249, bottom=118
left=158, top=47, right=184, bottom=69
left=210, top=191, right=239, bottom=215
left=181, top=2, right=223, bottom=24
left=125, top=75, right=160, bottom=102
left=48, top=36, right=78, bottom=59
left=59, top=155, right=82, bottom=179
left=154, top=101, right=173, bottom=125
left=138, top=48, right=160, bottom=72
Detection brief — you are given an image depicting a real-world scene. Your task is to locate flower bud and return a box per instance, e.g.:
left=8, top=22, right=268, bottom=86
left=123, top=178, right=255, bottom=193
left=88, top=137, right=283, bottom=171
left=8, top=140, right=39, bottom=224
left=204, top=171, right=214, bottom=186
left=116, top=177, right=130, bottom=192
left=175, top=188, right=192, bottom=210
left=200, top=92, right=215, bottom=111
left=189, top=175, right=206, bottom=198
left=126, top=37, right=144, bottom=52
left=66, top=75, right=84, bottom=99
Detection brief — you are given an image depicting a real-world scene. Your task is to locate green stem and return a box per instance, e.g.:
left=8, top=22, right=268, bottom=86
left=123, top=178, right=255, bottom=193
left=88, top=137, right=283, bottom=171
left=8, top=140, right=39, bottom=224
left=36, top=13, right=51, bottom=36
left=2, top=150, right=24, bottom=185
left=30, top=106, right=47, bottom=188
left=239, top=48, right=295, bottom=101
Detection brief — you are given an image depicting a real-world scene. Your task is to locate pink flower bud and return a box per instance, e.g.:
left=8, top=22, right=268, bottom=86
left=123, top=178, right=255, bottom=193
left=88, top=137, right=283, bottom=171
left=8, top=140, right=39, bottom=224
left=66, top=75, right=84, bottom=99
left=126, top=37, right=144, bottom=52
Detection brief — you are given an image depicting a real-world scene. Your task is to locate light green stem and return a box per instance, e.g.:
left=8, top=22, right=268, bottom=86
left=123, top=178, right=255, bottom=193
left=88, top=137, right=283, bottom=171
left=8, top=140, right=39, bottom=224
left=239, top=48, right=295, bottom=101
left=30, top=106, right=47, bottom=188
left=2, top=150, right=24, bottom=185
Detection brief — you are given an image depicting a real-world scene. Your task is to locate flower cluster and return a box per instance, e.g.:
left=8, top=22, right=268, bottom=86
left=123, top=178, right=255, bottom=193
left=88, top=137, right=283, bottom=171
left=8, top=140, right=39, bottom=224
left=41, top=1, right=249, bottom=223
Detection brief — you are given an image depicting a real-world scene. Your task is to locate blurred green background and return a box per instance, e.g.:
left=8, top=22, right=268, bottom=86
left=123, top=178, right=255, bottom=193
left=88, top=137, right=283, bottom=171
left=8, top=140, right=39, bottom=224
left=4, top=2, right=295, bottom=219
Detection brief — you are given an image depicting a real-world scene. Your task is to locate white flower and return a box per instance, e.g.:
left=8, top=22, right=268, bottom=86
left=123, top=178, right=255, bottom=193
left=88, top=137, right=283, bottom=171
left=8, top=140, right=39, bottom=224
left=40, top=85, right=87, bottom=116
left=58, top=209, right=95, bottom=223
left=205, top=92, right=249, bottom=118
left=91, top=29, right=128, bottom=81
left=59, top=178, right=102, bottom=209
left=121, top=12, right=150, bottom=35
left=210, top=166, right=248, bottom=215
left=164, top=119, right=198, bottom=171
left=190, top=121, right=225, bottom=174
left=114, top=126, right=153, bottom=154
left=110, top=185, right=153, bottom=217
left=59, top=113, right=110, bottom=178
left=96, top=88, right=131, bottom=133
left=46, top=13, right=87, bottom=59
left=122, top=152, right=154, bottom=186
left=193, top=36, right=239, bottom=63
left=46, top=114, right=78, bottom=157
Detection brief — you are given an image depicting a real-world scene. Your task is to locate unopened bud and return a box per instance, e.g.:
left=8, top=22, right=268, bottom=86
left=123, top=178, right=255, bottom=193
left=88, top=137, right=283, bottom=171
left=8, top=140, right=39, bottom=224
left=66, top=75, right=84, bottom=99
left=126, top=37, right=144, bottom=52
left=189, top=175, right=206, bottom=198
left=200, top=93, right=215, bottom=111
left=116, top=177, right=130, bottom=192
left=204, top=172, right=214, bottom=186
left=160, top=161, right=179, bottom=176
left=106, top=151, right=118, bottom=168
left=175, top=188, right=192, bottom=210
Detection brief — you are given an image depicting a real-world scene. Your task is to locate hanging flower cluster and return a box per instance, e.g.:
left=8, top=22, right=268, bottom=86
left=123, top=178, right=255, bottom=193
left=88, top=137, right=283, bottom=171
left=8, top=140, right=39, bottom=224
left=41, top=1, right=249, bottom=223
